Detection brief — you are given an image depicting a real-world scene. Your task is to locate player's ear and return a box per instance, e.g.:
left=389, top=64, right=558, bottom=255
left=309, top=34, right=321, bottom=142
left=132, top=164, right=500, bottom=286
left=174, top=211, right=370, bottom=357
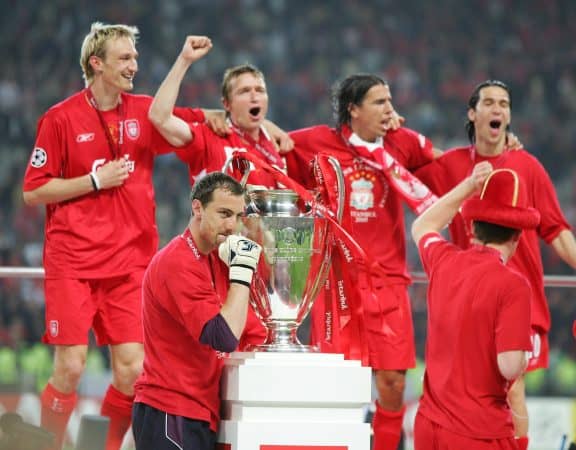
left=348, top=102, right=358, bottom=119
left=89, top=55, right=103, bottom=74
left=191, top=199, right=203, bottom=218
left=467, top=108, right=476, bottom=123
left=221, top=96, right=231, bottom=113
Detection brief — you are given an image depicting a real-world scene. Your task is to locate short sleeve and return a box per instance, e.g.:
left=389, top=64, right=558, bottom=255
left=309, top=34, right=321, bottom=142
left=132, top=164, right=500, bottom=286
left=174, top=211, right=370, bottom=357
left=387, top=127, right=434, bottom=171
left=23, top=113, right=64, bottom=191
left=164, top=265, right=222, bottom=340
left=418, top=232, right=455, bottom=277
left=495, top=275, right=532, bottom=352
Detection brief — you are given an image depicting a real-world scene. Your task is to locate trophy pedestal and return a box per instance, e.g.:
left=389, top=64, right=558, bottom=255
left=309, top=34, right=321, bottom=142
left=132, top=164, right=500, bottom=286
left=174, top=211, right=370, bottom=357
left=217, top=352, right=371, bottom=450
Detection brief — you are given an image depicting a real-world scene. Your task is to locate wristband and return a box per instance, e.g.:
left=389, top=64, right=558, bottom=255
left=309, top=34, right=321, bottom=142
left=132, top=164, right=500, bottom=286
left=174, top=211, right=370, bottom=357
left=89, top=172, right=101, bottom=191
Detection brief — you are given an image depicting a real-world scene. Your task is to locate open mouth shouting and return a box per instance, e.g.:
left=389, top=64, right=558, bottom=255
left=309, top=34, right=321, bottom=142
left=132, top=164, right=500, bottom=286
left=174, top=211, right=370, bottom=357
left=249, top=106, right=261, bottom=118
left=489, top=119, right=502, bottom=137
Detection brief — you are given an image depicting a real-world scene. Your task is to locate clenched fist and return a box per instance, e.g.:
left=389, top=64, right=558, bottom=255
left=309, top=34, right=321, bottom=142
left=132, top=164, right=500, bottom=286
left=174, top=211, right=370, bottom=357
left=180, top=35, right=212, bottom=64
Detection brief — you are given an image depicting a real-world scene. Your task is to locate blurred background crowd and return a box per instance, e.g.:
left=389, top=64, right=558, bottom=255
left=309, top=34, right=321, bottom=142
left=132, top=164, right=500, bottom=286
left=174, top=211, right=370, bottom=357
left=0, top=0, right=575, bottom=397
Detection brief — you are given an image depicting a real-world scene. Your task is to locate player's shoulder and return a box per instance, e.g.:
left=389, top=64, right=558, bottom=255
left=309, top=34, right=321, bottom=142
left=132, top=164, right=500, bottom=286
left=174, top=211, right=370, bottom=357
left=388, top=126, right=428, bottom=142
left=499, top=264, right=532, bottom=295
left=122, top=92, right=154, bottom=107
left=493, top=259, right=529, bottom=283
left=290, top=124, right=332, bottom=137
left=509, top=148, right=544, bottom=166
left=157, top=235, right=208, bottom=275
left=122, top=92, right=153, bottom=102
left=150, top=237, right=188, bottom=277
left=442, top=145, right=471, bottom=158
left=433, top=145, right=471, bottom=166
left=388, top=126, right=420, bottom=139
left=42, top=91, right=86, bottom=120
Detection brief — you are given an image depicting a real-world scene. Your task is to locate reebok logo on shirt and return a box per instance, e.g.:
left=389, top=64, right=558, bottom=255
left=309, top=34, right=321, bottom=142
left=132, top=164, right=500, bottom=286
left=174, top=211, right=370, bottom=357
left=76, top=133, right=95, bottom=143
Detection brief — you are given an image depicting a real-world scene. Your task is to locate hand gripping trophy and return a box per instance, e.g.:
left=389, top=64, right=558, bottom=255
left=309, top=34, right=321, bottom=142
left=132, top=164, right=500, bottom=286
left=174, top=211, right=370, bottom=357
left=224, top=154, right=345, bottom=351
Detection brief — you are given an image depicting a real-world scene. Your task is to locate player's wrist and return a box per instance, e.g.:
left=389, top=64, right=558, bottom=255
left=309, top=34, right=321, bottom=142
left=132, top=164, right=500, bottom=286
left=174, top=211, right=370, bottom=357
left=229, top=265, right=255, bottom=287
left=89, top=171, right=101, bottom=191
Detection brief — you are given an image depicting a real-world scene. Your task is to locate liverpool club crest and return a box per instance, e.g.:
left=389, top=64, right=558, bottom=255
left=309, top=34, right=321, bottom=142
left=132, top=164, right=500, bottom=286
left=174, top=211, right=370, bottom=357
left=350, top=177, right=374, bottom=210
left=124, top=119, right=140, bottom=140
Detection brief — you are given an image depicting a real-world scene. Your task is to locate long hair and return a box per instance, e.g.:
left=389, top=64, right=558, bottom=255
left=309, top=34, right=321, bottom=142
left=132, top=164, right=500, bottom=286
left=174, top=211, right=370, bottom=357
left=332, top=74, right=388, bottom=129
left=465, top=79, right=511, bottom=143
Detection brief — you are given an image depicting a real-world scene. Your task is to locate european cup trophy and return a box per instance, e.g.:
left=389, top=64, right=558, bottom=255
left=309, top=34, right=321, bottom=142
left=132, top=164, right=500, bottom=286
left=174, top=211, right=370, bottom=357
left=235, top=157, right=344, bottom=352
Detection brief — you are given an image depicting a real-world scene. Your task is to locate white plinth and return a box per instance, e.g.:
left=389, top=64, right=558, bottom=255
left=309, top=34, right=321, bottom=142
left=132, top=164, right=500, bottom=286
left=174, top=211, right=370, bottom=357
left=217, top=352, right=371, bottom=450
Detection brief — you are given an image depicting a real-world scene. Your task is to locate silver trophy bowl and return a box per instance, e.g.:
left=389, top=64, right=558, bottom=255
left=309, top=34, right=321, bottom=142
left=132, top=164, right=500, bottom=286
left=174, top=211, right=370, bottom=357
left=222, top=154, right=345, bottom=352
left=244, top=189, right=332, bottom=351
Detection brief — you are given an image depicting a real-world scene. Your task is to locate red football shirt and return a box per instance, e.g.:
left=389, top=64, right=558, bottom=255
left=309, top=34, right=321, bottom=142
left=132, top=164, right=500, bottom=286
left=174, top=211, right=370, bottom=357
left=416, top=147, right=570, bottom=332
left=23, top=90, right=190, bottom=279
left=287, top=125, right=434, bottom=282
left=176, top=120, right=284, bottom=188
left=134, top=228, right=229, bottom=431
left=417, top=232, right=532, bottom=438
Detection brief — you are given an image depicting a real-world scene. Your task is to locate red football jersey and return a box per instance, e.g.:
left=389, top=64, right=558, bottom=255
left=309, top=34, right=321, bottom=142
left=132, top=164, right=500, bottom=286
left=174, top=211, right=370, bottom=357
left=287, top=125, right=434, bottom=282
left=134, top=228, right=229, bottom=430
left=23, top=90, right=190, bottom=279
left=176, top=119, right=284, bottom=188
left=417, top=232, right=532, bottom=438
left=416, top=147, right=570, bottom=332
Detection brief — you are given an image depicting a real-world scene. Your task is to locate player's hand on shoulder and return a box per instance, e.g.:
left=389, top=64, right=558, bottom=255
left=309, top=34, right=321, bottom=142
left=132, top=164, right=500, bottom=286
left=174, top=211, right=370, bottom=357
left=181, top=35, right=213, bottom=63
left=219, top=235, right=262, bottom=286
left=385, top=109, right=405, bottom=131
left=505, top=131, right=523, bottom=151
left=204, top=109, right=229, bottom=137
left=263, top=120, right=294, bottom=153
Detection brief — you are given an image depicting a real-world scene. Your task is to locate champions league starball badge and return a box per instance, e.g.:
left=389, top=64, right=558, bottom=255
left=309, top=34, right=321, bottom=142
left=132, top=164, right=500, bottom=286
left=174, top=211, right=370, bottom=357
left=30, top=147, right=47, bottom=168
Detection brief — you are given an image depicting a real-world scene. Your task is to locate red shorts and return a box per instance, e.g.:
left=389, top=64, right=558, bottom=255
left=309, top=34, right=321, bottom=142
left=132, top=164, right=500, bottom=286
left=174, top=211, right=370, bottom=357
left=363, top=283, right=416, bottom=370
left=414, top=413, right=518, bottom=450
left=43, top=271, right=145, bottom=346
left=525, top=327, right=548, bottom=371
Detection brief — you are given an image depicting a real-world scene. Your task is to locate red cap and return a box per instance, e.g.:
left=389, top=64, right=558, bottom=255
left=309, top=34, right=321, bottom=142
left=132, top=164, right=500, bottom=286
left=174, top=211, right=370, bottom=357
left=462, top=169, right=540, bottom=229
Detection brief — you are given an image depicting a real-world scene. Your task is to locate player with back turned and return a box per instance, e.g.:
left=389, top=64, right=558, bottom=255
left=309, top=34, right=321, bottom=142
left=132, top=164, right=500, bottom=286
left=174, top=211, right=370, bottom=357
left=415, top=80, right=576, bottom=449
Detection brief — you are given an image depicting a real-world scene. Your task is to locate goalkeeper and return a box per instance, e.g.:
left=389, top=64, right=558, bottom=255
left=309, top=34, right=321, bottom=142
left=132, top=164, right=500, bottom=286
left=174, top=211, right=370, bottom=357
left=132, top=172, right=262, bottom=450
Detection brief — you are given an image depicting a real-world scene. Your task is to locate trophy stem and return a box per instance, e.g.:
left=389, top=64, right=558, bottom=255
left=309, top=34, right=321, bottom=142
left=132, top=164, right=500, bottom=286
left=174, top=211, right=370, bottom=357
left=248, top=324, right=318, bottom=352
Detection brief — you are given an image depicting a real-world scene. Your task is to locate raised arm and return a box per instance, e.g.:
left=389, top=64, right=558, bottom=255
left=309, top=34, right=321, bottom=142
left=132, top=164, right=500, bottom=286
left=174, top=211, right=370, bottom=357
left=148, top=35, right=212, bottom=147
left=411, top=161, right=492, bottom=243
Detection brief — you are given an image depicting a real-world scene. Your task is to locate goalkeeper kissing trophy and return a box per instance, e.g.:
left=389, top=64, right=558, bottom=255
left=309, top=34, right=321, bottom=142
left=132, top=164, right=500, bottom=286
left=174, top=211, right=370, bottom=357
left=229, top=156, right=344, bottom=351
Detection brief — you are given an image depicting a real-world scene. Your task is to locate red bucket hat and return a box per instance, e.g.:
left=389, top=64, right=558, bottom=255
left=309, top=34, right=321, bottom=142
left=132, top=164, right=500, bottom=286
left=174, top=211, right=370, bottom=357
left=461, top=169, right=540, bottom=230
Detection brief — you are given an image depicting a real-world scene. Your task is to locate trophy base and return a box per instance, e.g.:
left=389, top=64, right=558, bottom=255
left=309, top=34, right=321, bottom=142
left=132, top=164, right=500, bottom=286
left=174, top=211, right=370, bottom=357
left=247, top=326, right=318, bottom=352
left=218, top=352, right=371, bottom=450
left=247, top=343, right=319, bottom=353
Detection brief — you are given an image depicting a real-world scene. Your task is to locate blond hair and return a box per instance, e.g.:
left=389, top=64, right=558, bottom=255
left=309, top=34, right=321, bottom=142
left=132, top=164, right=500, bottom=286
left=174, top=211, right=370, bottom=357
left=80, top=22, right=139, bottom=87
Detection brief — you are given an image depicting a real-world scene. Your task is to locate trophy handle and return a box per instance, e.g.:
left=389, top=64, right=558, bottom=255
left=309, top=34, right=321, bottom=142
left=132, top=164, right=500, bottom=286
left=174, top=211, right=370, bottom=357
left=222, top=155, right=252, bottom=187
left=326, top=156, right=345, bottom=224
